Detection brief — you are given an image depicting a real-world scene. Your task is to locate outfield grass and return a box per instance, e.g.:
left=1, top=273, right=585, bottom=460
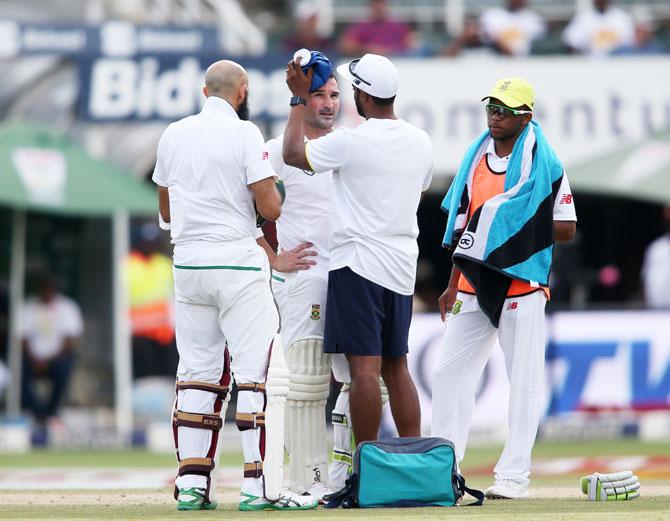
left=1, top=440, right=668, bottom=520
left=2, top=439, right=667, bottom=469
left=1, top=488, right=669, bottom=521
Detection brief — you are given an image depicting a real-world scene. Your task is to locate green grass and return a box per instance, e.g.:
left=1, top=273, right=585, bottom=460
left=1, top=490, right=669, bottom=521
left=2, top=439, right=666, bottom=469
left=1, top=441, right=668, bottom=520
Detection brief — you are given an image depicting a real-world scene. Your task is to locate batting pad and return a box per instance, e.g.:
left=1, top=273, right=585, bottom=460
left=263, top=337, right=291, bottom=500
left=285, top=338, right=331, bottom=494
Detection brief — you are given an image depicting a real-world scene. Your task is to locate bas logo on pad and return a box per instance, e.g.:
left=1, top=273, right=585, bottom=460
left=310, top=304, right=321, bottom=321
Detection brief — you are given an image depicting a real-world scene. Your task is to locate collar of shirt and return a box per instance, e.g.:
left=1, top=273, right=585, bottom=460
left=485, top=138, right=510, bottom=173
left=202, top=96, right=239, bottom=118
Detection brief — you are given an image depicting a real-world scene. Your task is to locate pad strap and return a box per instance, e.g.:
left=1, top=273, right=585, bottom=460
left=238, top=382, right=266, bottom=394
left=244, top=461, right=263, bottom=478
left=236, top=412, right=266, bottom=430
left=176, top=380, right=229, bottom=399
left=178, top=457, right=215, bottom=477
left=332, top=412, right=348, bottom=426
left=173, top=410, right=223, bottom=431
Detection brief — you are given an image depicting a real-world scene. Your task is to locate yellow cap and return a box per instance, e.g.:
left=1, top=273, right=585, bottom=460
left=482, top=77, right=534, bottom=109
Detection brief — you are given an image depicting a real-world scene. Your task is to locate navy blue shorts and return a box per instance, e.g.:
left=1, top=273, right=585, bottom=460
left=324, top=267, right=412, bottom=358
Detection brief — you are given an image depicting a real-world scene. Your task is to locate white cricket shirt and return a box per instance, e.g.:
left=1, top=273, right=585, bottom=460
left=479, top=7, right=546, bottom=56
left=152, top=96, right=276, bottom=245
left=305, top=118, right=434, bottom=295
left=19, top=295, right=83, bottom=361
left=265, top=134, right=332, bottom=278
left=562, top=7, right=634, bottom=55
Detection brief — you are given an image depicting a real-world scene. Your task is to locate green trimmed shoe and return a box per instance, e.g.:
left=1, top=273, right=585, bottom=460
left=239, top=492, right=318, bottom=511
left=176, top=487, right=217, bottom=510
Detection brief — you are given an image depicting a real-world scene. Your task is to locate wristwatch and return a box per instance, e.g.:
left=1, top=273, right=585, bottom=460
left=289, top=96, right=307, bottom=107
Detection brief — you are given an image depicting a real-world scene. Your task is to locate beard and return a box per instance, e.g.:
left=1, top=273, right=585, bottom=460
left=237, top=92, right=250, bottom=121
left=354, top=91, right=366, bottom=119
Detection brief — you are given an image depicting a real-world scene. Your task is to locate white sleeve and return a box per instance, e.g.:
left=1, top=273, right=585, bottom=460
left=152, top=127, right=171, bottom=187
left=305, top=128, right=349, bottom=174
left=479, top=9, right=497, bottom=42
left=264, top=137, right=284, bottom=178
left=528, top=11, right=546, bottom=39
left=617, top=11, right=635, bottom=47
left=63, top=299, right=84, bottom=337
left=422, top=138, right=434, bottom=191
left=561, top=14, right=587, bottom=51
left=242, top=123, right=276, bottom=185
left=553, top=172, right=577, bottom=221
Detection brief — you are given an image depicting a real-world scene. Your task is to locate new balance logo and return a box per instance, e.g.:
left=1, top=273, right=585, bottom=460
left=507, top=301, right=518, bottom=310
left=559, top=194, right=573, bottom=204
left=261, top=151, right=269, bottom=160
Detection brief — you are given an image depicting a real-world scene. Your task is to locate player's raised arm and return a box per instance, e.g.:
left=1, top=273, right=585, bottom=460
left=283, top=60, right=313, bottom=170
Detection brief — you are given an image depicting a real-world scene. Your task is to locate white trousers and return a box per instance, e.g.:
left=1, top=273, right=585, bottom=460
left=172, top=240, right=278, bottom=492
left=272, top=271, right=348, bottom=381
left=431, top=291, right=546, bottom=487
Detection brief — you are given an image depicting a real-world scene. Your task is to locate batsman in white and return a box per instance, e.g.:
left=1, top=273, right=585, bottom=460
left=153, top=59, right=316, bottom=512
left=260, top=66, right=385, bottom=500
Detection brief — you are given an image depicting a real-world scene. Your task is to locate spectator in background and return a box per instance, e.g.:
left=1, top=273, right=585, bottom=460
left=562, top=0, right=634, bottom=55
left=283, top=0, right=335, bottom=52
left=338, top=0, right=416, bottom=57
left=442, top=17, right=492, bottom=57
left=642, top=205, right=670, bottom=309
left=20, top=274, right=83, bottom=427
left=127, top=221, right=178, bottom=379
left=480, top=0, right=546, bottom=57
left=613, top=8, right=666, bottom=55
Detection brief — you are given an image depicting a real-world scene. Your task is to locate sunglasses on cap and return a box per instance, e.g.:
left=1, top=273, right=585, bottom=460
left=349, top=58, right=371, bottom=86
left=485, top=103, right=532, bottom=118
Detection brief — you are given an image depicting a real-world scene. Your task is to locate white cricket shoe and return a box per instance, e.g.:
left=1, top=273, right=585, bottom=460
left=239, top=490, right=318, bottom=511
left=304, top=481, right=333, bottom=504
left=484, top=479, right=529, bottom=499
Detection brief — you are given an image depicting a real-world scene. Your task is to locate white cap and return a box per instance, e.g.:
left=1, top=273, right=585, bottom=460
left=336, top=54, right=399, bottom=99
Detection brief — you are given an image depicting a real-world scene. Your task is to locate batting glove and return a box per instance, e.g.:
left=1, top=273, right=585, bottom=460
left=580, top=470, right=640, bottom=501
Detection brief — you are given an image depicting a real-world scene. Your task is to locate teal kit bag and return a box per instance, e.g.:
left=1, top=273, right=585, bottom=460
left=324, top=437, right=484, bottom=508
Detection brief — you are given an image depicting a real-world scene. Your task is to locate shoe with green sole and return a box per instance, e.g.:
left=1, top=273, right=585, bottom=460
left=239, top=492, right=318, bottom=511
left=176, top=487, right=217, bottom=510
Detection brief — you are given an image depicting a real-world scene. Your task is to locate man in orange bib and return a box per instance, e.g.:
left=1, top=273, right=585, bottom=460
left=431, top=77, right=576, bottom=500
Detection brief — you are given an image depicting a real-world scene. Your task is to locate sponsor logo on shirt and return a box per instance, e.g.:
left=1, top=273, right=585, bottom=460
left=559, top=194, right=573, bottom=204
left=310, top=304, right=321, bottom=321
left=506, top=301, right=518, bottom=310
left=451, top=299, right=463, bottom=315
left=261, top=150, right=269, bottom=160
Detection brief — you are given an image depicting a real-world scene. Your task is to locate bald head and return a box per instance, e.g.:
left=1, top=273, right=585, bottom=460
left=204, top=60, right=248, bottom=99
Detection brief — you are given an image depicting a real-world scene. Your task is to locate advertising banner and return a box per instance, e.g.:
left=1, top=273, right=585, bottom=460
left=77, top=55, right=670, bottom=174
left=0, top=20, right=219, bottom=57
left=384, top=311, right=670, bottom=438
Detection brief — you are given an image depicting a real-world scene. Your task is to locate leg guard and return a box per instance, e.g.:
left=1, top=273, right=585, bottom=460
left=236, top=338, right=290, bottom=502
left=285, top=339, right=331, bottom=494
left=328, top=383, right=352, bottom=491
left=173, top=347, right=231, bottom=504
left=328, top=378, right=389, bottom=491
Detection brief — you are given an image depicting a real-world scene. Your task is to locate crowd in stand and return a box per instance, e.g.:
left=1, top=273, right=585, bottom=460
left=279, top=0, right=668, bottom=57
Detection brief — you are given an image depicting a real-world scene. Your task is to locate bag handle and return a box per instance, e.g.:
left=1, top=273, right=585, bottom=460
left=455, top=474, right=485, bottom=506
